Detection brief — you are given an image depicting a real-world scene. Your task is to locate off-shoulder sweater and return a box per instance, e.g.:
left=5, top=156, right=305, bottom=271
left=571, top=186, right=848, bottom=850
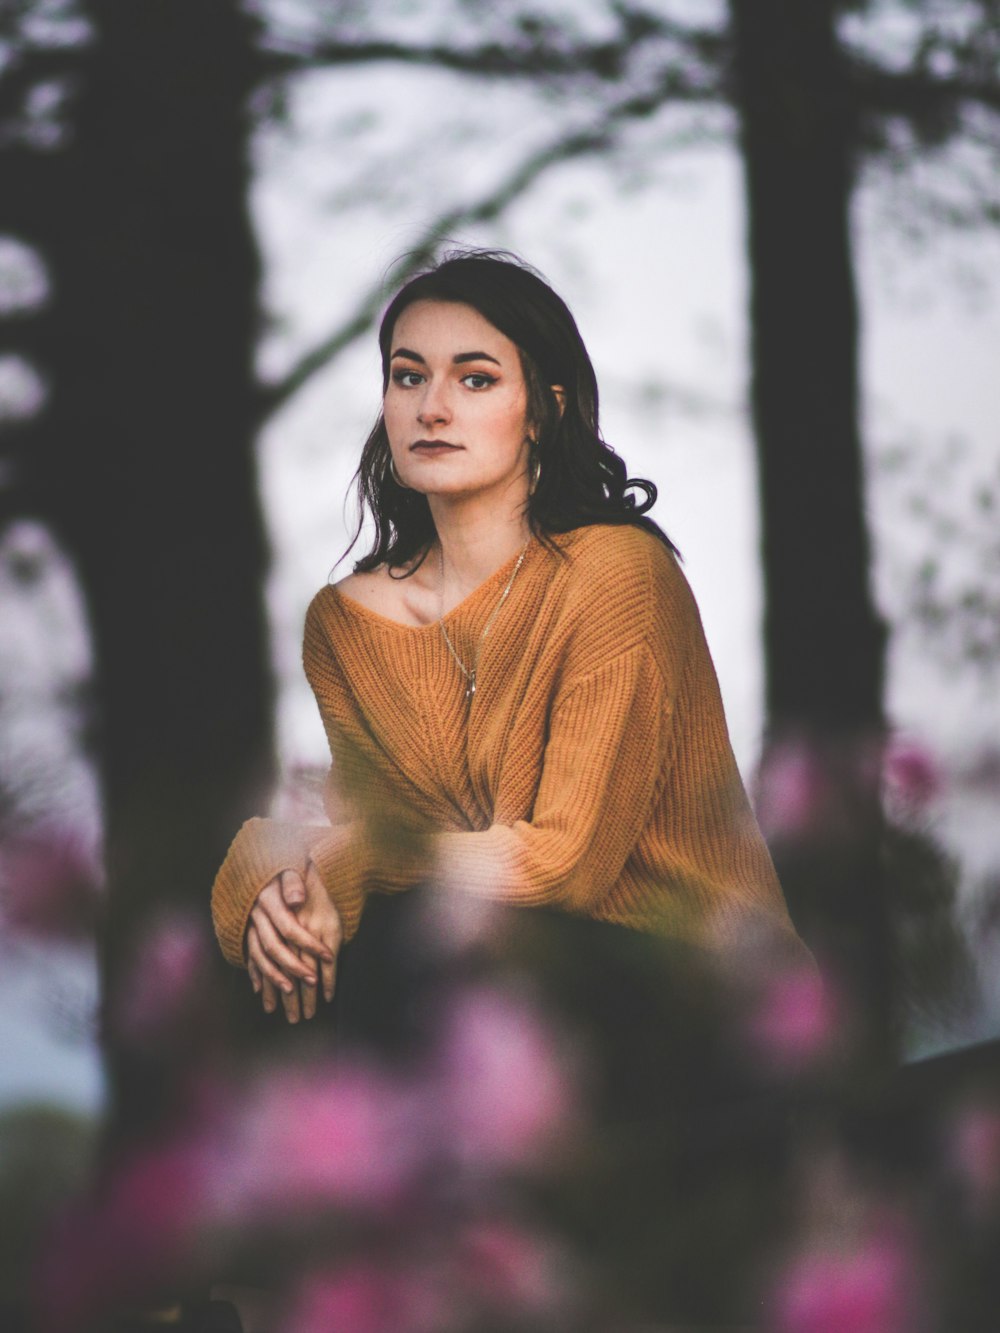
left=211, top=524, right=801, bottom=968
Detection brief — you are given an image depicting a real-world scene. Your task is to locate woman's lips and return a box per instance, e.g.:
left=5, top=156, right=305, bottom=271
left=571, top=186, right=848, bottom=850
left=410, top=441, right=463, bottom=455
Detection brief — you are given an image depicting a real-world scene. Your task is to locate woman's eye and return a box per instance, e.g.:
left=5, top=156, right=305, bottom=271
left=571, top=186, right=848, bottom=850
left=392, top=370, right=424, bottom=388
left=462, top=372, right=497, bottom=390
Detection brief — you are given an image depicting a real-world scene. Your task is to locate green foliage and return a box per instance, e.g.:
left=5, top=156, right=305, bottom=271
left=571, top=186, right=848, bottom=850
left=0, top=1104, right=98, bottom=1306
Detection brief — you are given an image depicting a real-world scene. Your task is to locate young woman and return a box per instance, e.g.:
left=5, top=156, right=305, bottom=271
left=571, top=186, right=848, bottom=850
left=210, top=251, right=806, bottom=1025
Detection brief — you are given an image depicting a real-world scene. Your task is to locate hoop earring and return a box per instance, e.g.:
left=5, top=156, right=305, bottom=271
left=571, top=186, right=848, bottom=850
left=528, top=450, right=541, bottom=497
left=389, top=458, right=411, bottom=490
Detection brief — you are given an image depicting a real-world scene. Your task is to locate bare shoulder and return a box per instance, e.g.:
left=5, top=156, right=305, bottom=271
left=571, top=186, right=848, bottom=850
left=330, top=560, right=438, bottom=627
left=332, top=568, right=384, bottom=609
left=332, top=566, right=400, bottom=615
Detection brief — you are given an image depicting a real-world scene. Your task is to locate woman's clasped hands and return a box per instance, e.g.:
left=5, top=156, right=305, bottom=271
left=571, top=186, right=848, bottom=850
left=245, top=860, right=342, bottom=1023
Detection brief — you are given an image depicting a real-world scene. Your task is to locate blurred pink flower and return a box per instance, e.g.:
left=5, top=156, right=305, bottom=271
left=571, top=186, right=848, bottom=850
left=37, top=1133, right=216, bottom=1332
left=284, top=1265, right=397, bottom=1333
left=756, top=740, right=828, bottom=841
left=414, top=887, right=508, bottom=960
left=285, top=1225, right=568, bottom=1333
left=746, top=963, right=836, bottom=1072
left=771, top=1231, right=917, bottom=1333
left=287, top=1259, right=470, bottom=1333
left=948, top=1098, right=1000, bottom=1215
left=458, top=1219, right=569, bottom=1316
left=882, top=735, right=942, bottom=814
left=433, top=984, right=575, bottom=1170
left=113, top=911, right=210, bottom=1043
left=0, top=827, right=101, bottom=937
left=271, top=761, right=329, bottom=823
left=227, top=1062, right=415, bottom=1216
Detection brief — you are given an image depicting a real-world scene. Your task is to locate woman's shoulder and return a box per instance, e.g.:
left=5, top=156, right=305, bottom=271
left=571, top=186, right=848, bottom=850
left=555, top=522, right=687, bottom=600
left=309, top=563, right=404, bottom=618
left=328, top=567, right=387, bottom=614
left=551, top=523, right=703, bottom=661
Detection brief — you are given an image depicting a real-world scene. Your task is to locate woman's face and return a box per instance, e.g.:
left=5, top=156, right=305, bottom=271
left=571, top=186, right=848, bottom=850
left=383, top=300, right=533, bottom=504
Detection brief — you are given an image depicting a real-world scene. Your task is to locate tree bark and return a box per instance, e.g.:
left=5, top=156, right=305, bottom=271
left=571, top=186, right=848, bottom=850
left=20, top=0, right=276, bottom=1113
left=729, top=0, right=893, bottom=1062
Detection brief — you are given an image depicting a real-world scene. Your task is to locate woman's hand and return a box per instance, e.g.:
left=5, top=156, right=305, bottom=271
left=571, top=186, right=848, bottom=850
left=245, top=862, right=341, bottom=1023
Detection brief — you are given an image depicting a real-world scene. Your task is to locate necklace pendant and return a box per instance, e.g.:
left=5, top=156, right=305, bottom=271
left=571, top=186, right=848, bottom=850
left=437, top=537, right=530, bottom=706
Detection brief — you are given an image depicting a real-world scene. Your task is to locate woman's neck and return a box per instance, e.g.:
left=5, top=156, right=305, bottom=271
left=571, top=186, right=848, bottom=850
left=428, top=493, right=531, bottom=601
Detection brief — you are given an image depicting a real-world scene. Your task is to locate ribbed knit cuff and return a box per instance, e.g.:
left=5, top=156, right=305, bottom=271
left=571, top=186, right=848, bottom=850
left=305, top=823, right=370, bottom=944
left=211, top=817, right=313, bottom=968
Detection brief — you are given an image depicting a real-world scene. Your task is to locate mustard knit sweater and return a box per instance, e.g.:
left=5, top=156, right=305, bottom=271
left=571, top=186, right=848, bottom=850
left=211, top=524, right=801, bottom=969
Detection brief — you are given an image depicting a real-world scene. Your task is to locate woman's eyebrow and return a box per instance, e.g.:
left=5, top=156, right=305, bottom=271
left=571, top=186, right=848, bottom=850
left=390, top=346, right=501, bottom=366
left=453, top=351, right=501, bottom=366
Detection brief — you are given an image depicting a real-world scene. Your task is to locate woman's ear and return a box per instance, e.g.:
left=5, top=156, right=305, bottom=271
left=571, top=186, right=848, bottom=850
left=550, top=385, right=566, bottom=418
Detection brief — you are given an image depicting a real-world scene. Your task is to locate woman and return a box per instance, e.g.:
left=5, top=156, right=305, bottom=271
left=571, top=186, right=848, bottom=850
left=211, top=250, right=806, bottom=1026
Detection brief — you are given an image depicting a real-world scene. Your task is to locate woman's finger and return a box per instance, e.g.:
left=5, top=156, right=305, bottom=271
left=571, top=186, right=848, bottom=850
left=280, top=869, right=306, bottom=908
left=247, top=946, right=262, bottom=996
left=247, top=917, right=300, bottom=996
left=255, top=889, right=335, bottom=963
left=300, top=950, right=318, bottom=1021
left=304, top=861, right=340, bottom=1001
left=251, top=907, right=319, bottom=985
left=281, top=978, right=302, bottom=1025
left=319, top=948, right=336, bottom=1004
left=260, top=973, right=279, bottom=1015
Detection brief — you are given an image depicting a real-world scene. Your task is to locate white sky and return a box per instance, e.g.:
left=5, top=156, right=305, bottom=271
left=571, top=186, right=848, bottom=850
left=252, top=62, right=1000, bottom=773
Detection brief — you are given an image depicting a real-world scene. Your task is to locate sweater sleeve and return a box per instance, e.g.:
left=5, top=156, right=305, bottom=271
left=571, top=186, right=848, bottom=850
left=299, top=636, right=675, bottom=939
left=210, top=815, right=365, bottom=969
left=435, top=639, right=672, bottom=911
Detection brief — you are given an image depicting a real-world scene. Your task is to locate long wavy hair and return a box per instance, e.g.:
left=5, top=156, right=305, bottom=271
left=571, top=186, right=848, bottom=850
left=347, top=250, right=676, bottom=574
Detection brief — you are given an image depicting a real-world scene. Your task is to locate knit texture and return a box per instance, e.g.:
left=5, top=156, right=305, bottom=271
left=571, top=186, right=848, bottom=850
left=211, top=524, right=800, bottom=967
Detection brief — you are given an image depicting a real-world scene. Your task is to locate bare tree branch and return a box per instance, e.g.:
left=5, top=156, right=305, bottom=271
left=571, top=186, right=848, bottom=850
left=255, top=11, right=724, bottom=86
left=852, top=64, right=1000, bottom=121
left=255, top=79, right=719, bottom=422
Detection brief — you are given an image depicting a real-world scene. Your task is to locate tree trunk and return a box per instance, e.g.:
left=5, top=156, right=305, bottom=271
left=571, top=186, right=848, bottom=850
left=27, top=0, right=275, bottom=1120
left=729, top=0, right=893, bottom=1063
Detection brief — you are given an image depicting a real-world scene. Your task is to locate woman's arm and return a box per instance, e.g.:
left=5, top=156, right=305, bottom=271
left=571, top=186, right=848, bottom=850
left=297, top=635, right=676, bottom=929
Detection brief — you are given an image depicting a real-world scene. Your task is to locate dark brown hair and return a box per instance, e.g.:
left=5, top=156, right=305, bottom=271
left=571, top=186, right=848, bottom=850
left=347, top=249, right=675, bottom=573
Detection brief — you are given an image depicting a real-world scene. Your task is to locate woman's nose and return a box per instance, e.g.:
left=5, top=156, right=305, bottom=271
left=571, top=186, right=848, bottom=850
left=417, top=380, right=451, bottom=426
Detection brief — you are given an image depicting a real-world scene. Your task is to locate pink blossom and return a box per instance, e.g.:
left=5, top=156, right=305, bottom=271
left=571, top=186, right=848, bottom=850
left=414, top=887, right=508, bottom=960
left=746, top=963, right=836, bottom=1071
left=882, top=735, right=942, bottom=814
left=0, top=827, right=100, bottom=938
left=458, top=1220, right=569, bottom=1316
left=284, top=1263, right=451, bottom=1333
left=771, top=1232, right=917, bottom=1333
left=227, top=1062, right=414, bottom=1216
left=271, top=762, right=329, bottom=823
left=433, top=984, right=575, bottom=1170
left=756, top=740, right=828, bottom=841
left=284, top=1265, right=395, bottom=1333
left=112, top=911, right=210, bottom=1042
left=37, top=1133, right=216, bottom=1332
left=948, top=1098, right=1000, bottom=1214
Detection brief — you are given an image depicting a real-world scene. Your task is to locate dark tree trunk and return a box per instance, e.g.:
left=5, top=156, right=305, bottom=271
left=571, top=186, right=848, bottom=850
left=729, top=0, right=893, bottom=1063
left=18, top=0, right=276, bottom=1119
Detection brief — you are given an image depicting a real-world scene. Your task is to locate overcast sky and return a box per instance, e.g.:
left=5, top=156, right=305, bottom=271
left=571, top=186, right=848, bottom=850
left=251, top=57, right=1000, bottom=777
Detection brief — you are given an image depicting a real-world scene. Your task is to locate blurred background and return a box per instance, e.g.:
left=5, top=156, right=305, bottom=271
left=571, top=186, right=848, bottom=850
left=1, top=1, right=999, bottom=1329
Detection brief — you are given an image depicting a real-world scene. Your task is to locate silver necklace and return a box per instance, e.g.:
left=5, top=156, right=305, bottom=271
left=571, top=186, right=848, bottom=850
left=437, top=539, right=531, bottom=702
